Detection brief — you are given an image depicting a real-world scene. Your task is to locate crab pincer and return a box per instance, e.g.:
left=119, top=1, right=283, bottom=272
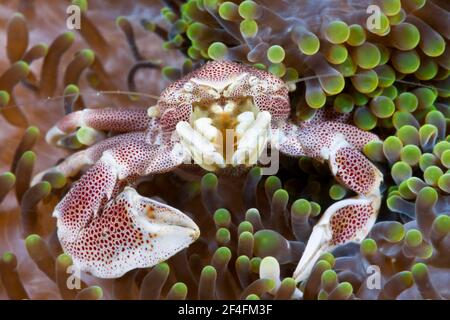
left=52, top=135, right=198, bottom=278
left=282, top=121, right=383, bottom=282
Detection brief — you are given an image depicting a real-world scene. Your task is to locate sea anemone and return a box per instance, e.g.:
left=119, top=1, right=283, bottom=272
left=154, top=0, right=449, bottom=131
left=0, top=0, right=448, bottom=300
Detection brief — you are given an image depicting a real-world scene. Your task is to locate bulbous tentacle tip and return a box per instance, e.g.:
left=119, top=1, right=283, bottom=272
left=45, top=110, right=87, bottom=146
left=293, top=196, right=379, bottom=283
left=61, top=187, right=200, bottom=279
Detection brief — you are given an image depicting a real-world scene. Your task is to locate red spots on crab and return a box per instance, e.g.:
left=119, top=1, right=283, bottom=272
left=63, top=194, right=154, bottom=277
left=330, top=204, right=373, bottom=245
left=56, top=108, right=150, bottom=134
left=190, top=60, right=283, bottom=88
left=158, top=61, right=246, bottom=104
left=193, top=60, right=244, bottom=82
left=84, top=108, right=150, bottom=132
left=54, top=138, right=189, bottom=278
left=296, top=124, right=335, bottom=159
left=160, top=104, right=192, bottom=132
left=57, top=161, right=117, bottom=234
left=296, top=121, right=380, bottom=159
left=281, top=116, right=382, bottom=282
left=332, top=147, right=378, bottom=195
left=276, top=122, right=305, bottom=157
left=254, top=94, right=290, bottom=121
left=112, top=140, right=154, bottom=176
left=59, top=185, right=197, bottom=278
left=279, top=136, right=305, bottom=157
left=157, top=60, right=290, bottom=129
left=328, top=122, right=380, bottom=150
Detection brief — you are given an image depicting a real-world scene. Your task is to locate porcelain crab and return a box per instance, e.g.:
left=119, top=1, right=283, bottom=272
left=34, top=61, right=382, bottom=282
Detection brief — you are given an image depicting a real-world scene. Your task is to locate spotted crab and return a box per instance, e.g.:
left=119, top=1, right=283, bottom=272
left=34, top=61, right=382, bottom=282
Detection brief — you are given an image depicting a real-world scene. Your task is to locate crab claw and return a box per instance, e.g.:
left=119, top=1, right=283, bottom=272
left=293, top=196, right=380, bottom=283
left=58, top=187, right=199, bottom=279
left=58, top=182, right=200, bottom=279
left=52, top=136, right=198, bottom=278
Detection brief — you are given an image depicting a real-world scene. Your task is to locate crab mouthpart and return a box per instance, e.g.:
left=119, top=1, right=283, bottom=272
left=176, top=98, right=271, bottom=171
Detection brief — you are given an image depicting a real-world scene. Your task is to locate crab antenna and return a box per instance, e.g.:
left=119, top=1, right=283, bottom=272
left=285, top=74, right=446, bottom=92
left=0, top=90, right=162, bottom=114
left=46, top=90, right=161, bottom=102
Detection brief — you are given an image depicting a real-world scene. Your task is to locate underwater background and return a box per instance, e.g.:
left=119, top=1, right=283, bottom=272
left=0, top=0, right=448, bottom=300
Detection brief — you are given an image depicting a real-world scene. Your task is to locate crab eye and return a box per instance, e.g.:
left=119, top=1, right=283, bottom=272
left=249, top=76, right=259, bottom=86
left=183, top=82, right=194, bottom=92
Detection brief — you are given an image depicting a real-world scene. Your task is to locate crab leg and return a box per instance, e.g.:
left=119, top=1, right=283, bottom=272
left=33, top=116, right=166, bottom=185
left=278, top=121, right=383, bottom=283
left=33, top=132, right=148, bottom=185
left=53, top=137, right=199, bottom=278
left=46, top=107, right=151, bottom=146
